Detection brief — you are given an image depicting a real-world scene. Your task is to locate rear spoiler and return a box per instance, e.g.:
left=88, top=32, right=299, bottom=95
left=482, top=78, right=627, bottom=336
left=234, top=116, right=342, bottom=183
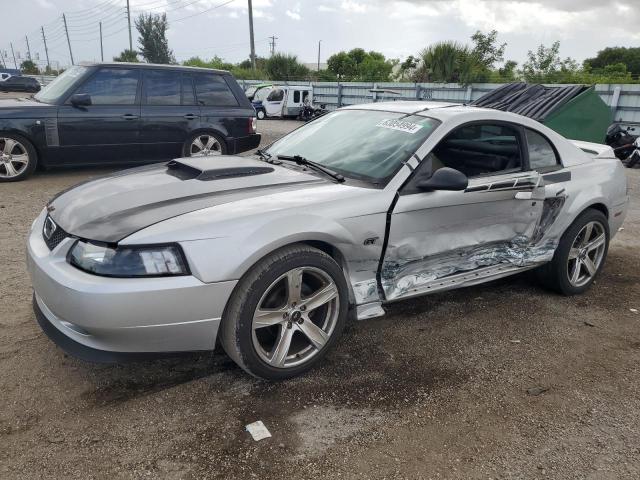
left=570, top=140, right=616, bottom=159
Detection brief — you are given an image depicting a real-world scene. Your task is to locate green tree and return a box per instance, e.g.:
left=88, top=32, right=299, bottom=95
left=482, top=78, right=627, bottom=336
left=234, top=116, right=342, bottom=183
left=20, top=60, right=39, bottom=74
left=264, top=53, right=309, bottom=80
left=135, top=13, right=175, bottom=64
left=326, top=48, right=394, bottom=81
left=113, top=49, right=139, bottom=62
left=584, top=47, right=640, bottom=76
left=470, top=30, right=506, bottom=69
left=521, top=41, right=580, bottom=83
left=415, top=41, right=476, bottom=83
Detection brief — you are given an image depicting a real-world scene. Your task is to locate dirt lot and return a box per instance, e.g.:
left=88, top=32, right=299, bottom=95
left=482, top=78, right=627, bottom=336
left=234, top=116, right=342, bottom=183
left=1, top=119, right=639, bottom=479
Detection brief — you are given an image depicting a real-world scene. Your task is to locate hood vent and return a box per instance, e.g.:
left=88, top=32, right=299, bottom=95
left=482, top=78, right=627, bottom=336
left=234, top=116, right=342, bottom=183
left=167, top=159, right=274, bottom=181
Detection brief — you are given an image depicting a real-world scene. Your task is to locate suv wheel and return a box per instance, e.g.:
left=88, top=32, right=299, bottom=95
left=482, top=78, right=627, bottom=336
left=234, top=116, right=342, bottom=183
left=183, top=132, right=226, bottom=157
left=220, top=244, right=349, bottom=380
left=0, top=133, right=37, bottom=182
left=536, top=209, right=609, bottom=295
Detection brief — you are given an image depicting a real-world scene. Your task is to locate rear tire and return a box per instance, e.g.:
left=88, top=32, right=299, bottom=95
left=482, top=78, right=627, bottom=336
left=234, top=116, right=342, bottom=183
left=182, top=132, right=227, bottom=157
left=536, top=209, right=609, bottom=295
left=219, top=244, right=349, bottom=380
left=0, top=133, right=37, bottom=182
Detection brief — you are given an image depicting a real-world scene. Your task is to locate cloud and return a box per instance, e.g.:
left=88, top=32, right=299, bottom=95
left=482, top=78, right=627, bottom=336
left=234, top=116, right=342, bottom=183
left=341, top=1, right=368, bottom=13
left=318, top=4, right=337, bottom=12
left=286, top=9, right=301, bottom=20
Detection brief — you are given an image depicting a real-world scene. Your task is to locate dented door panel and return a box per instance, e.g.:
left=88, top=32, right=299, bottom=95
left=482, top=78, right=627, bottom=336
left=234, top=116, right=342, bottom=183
left=382, top=172, right=547, bottom=301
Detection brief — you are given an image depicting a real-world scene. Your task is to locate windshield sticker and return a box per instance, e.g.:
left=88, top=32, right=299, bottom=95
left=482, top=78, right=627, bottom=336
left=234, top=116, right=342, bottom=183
left=376, top=119, right=423, bottom=134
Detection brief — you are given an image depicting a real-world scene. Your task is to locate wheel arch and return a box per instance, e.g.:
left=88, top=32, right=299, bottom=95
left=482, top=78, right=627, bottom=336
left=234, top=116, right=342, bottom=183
left=185, top=128, right=229, bottom=151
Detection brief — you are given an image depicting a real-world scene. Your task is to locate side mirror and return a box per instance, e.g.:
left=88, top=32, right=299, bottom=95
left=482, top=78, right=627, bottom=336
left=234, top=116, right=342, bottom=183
left=70, top=93, right=91, bottom=107
left=416, top=167, right=468, bottom=191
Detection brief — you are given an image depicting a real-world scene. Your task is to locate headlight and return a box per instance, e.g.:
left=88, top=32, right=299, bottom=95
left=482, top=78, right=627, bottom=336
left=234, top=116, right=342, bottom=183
left=68, top=240, right=189, bottom=277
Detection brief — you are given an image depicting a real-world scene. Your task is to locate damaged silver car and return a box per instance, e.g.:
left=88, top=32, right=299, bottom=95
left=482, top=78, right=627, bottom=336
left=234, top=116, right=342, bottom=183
left=27, top=101, right=629, bottom=380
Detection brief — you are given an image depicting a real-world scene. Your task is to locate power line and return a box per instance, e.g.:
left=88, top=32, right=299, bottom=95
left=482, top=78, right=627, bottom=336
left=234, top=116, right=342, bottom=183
left=269, top=35, right=277, bottom=56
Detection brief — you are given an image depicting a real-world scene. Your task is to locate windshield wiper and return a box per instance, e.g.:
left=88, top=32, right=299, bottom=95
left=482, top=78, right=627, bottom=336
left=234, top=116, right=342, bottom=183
left=255, top=148, right=273, bottom=162
left=276, top=155, right=345, bottom=183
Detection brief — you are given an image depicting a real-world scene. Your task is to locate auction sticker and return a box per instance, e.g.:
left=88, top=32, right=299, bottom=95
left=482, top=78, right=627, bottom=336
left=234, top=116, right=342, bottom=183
left=376, top=118, right=423, bottom=134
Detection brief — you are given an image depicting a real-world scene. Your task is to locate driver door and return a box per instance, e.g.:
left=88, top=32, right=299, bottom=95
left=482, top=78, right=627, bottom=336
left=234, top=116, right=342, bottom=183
left=381, top=122, right=545, bottom=301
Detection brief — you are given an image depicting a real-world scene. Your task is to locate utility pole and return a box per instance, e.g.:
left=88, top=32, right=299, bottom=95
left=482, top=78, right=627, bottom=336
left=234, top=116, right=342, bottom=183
left=62, top=13, right=74, bottom=65
left=10, top=42, right=17, bottom=69
left=247, top=0, right=256, bottom=70
left=41, top=26, right=50, bottom=71
left=25, top=36, right=32, bottom=61
left=268, top=35, right=278, bottom=56
left=317, top=40, right=321, bottom=72
left=126, top=0, right=133, bottom=51
left=99, top=21, right=104, bottom=61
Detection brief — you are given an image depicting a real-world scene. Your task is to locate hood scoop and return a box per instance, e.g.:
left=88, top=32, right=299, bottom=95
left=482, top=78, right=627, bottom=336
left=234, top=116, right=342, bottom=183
left=167, top=158, right=274, bottom=181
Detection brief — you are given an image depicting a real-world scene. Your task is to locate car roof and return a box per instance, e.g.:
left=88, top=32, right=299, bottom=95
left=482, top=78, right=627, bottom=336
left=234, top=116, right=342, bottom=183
left=78, top=62, right=230, bottom=74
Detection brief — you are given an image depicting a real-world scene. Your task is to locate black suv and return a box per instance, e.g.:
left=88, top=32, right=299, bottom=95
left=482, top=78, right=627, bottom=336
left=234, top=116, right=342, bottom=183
left=0, top=76, right=41, bottom=93
left=0, top=63, right=260, bottom=181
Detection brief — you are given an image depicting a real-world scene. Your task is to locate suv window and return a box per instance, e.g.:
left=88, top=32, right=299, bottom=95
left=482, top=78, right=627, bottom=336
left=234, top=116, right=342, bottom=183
left=194, top=74, right=238, bottom=106
left=76, top=68, right=139, bottom=105
left=181, top=74, right=196, bottom=105
left=267, top=88, right=284, bottom=102
left=526, top=128, right=560, bottom=170
left=431, top=123, right=523, bottom=177
left=144, top=70, right=180, bottom=106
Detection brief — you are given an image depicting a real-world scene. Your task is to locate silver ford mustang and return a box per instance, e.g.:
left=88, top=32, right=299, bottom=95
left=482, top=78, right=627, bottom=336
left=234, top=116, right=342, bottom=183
left=27, top=101, right=629, bottom=380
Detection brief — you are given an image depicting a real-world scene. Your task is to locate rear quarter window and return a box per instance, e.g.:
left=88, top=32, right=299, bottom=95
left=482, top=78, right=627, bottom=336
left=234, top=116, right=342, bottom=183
left=194, top=74, right=239, bottom=107
left=525, top=129, right=561, bottom=170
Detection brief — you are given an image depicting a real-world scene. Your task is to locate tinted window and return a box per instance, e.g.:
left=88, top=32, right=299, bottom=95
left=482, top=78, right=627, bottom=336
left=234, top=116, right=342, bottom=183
left=194, top=74, right=238, bottom=106
left=76, top=68, right=139, bottom=105
left=181, top=74, right=196, bottom=105
left=293, top=90, right=300, bottom=103
left=267, top=88, right=284, bottom=102
left=432, top=123, right=522, bottom=177
left=526, top=129, right=559, bottom=170
left=145, top=70, right=180, bottom=105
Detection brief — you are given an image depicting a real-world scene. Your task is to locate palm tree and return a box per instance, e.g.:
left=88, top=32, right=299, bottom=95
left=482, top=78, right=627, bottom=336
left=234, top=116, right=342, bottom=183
left=415, top=41, right=473, bottom=83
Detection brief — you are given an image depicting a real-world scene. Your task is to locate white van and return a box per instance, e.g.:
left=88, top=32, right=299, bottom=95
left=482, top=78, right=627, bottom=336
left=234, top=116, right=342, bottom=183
left=263, top=85, right=313, bottom=118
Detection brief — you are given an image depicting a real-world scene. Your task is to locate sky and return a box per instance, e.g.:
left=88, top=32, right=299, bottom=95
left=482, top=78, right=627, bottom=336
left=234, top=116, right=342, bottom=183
left=0, top=0, right=639, bottom=71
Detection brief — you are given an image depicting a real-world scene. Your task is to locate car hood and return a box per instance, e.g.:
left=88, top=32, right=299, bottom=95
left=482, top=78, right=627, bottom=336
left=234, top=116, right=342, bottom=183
left=0, top=97, right=57, bottom=117
left=47, top=156, right=330, bottom=243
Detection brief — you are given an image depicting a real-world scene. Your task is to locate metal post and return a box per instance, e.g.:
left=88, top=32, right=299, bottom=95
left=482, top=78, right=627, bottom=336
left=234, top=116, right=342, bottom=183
left=337, top=82, right=343, bottom=108
left=62, top=14, right=74, bottom=65
left=10, top=42, right=17, bottom=69
left=317, top=40, right=321, bottom=72
left=41, top=27, right=50, bottom=71
left=126, top=0, right=133, bottom=51
left=610, top=85, right=622, bottom=121
left=248, top=0, right=256, bottom=70
left=99, top=21, right=104, bottom=61
left=25, top=36, right=32, bottom=61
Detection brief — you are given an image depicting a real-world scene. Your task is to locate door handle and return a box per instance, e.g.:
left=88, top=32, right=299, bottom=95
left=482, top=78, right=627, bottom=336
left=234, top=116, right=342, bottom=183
left=515, top=191, right=533, bottom=200
left=183, top=114, right=197, bottom=120
left=121, top=114, right=139, bottom=120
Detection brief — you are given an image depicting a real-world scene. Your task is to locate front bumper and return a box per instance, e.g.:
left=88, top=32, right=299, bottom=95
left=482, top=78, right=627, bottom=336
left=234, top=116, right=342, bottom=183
left=232, top=133, right=261, bottom=154
left=27, top=210, right=237, bottom=361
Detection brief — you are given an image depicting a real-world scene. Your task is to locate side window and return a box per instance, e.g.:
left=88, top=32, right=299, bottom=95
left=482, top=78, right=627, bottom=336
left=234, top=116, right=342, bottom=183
left=267, top=88, right=284, bottom=102
left=194, top=74, right=239, bottom=106
left=181, top=74, right=196, bottom=105
left=432, top=123, right=523, bottom=177
left=144, top=70, right=180, bottom=106
left=75, top=68, right=139, bottom=105
left=293, top=90, right=300, bottom=103
left=526, top=129, right=560, bottom=170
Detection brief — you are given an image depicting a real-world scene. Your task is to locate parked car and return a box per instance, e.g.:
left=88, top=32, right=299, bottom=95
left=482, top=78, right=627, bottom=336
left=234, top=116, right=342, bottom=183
left=251, top=85, right=275, bottom=120
left=27, top=101, right=628, bottom=380
left=0, top=75, right=40, bottom=93
left=245, top=82, right=273, bottom=102
left=0, top=62, right=259, bottom=181
left=262, top=85, right=312, bottom=118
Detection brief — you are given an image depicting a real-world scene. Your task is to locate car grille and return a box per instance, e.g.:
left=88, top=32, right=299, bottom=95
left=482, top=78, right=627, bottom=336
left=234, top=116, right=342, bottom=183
left=43, top=215, right=68, bottom=251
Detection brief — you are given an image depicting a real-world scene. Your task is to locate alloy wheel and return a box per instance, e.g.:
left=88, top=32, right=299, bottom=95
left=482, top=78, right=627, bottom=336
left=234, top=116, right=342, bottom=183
left=0, top=137, right=29, bottom=179
left=251, top=267, right=340, bottom=368
left=190, top=135, right=222, bottom=156
left=567, top=220, right=606, bottom=287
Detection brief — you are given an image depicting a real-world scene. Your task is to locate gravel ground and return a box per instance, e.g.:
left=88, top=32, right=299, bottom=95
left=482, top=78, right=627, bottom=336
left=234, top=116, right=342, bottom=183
left=1, top=118, right=640, bottom=479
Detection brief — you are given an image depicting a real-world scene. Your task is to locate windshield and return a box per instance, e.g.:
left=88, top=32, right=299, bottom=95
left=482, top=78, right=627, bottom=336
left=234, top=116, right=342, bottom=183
left=34, top=66, right=88, bottom=104
left=254, top=87, right=273, bottom=102
left=266, top=109, right=440, bottom=183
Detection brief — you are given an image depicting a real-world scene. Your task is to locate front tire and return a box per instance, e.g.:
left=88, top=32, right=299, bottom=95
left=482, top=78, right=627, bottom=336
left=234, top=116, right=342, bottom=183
left=0, top=133, right=37, bottom=182
left=256, top=109, right=266, bottom=120
left=220, top=244, right=349, bottom=380
left=536, top=209, right=609, bottom=295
